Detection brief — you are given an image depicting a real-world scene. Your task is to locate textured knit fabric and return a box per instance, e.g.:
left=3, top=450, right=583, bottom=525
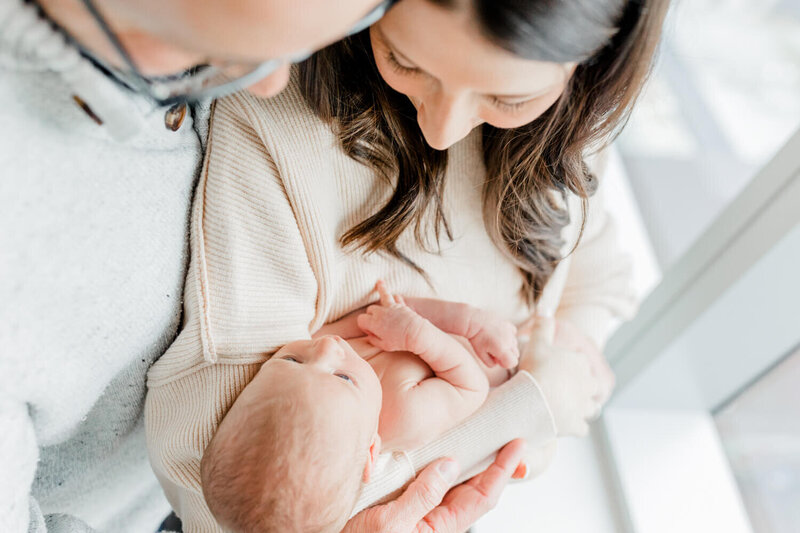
left=0, top=1, right=209, bottom=531
left=352, top=370, right=556, bottom=516
left=145, top=75, right=637, bottom=532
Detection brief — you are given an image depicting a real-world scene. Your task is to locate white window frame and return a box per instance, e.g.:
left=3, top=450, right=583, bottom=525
left=597, top=128, right=800, bottom=533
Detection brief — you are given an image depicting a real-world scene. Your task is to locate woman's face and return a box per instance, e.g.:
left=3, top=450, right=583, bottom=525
left=371, top=0, right=575, bottom=150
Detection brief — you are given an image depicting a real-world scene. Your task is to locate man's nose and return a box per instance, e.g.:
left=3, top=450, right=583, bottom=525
left=417, top=92, right=474, bottom=151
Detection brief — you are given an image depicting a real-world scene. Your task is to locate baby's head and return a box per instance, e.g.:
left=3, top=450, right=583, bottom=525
left=201, top=335, right=383, bottom=533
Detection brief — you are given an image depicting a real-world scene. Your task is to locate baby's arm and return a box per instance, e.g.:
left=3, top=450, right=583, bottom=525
left=357, top=286, right=487, bottom=399
left=400, top=294, right=519, bottom=369
left=358, top=288, right=489, bottom=445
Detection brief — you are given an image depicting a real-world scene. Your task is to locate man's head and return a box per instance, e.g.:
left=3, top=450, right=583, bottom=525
left=201, top=336, right=382, bottom=532
left=39, top=0, right=387, bottom=97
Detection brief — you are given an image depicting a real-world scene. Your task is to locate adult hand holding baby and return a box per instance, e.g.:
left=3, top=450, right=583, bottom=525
left=519, top=317, right=614, bottom=437
left=343, top=439, right=527, bottom=533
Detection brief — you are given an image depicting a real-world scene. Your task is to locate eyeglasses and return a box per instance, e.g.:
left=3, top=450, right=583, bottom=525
left=81, top=0, right=397, bottom=107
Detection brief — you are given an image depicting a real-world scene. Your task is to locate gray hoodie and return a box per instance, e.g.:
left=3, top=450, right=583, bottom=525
left=0, top=0, right=208, bottom=531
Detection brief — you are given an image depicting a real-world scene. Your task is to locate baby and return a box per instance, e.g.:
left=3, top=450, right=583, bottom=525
left=200, top=281, right=520, bottom=533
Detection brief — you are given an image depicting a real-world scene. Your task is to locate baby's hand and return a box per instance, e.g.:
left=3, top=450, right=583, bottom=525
left=467, top=310, right=520, bottom=369
left=357, top=281, right=424, bottom=353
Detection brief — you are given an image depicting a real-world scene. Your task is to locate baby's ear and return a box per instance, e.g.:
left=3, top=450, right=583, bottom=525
left=362, top=433, right=382, bottom=483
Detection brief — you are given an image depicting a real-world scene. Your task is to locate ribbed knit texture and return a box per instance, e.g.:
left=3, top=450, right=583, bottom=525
left=145, top=74, right=637, bottom=532
left=352, top=371, right=555, bottom=516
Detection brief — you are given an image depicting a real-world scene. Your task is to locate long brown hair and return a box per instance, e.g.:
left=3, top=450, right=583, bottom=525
left=300, top=0, right=669, bottom=303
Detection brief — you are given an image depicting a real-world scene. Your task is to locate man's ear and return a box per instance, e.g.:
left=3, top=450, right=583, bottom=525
left=362, top=433, right=381, bottom=483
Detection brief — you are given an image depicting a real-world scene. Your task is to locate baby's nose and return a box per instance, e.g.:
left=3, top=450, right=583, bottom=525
left=310, top=336, right=344, bottom=362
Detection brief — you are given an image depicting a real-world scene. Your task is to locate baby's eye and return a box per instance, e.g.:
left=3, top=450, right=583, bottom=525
left=335, top=373, right=352, bottom=383
left=283, top=356, right=300, bottom=363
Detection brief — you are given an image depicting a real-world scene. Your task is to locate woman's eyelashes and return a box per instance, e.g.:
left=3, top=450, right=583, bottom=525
left=386, top=50, right=420, bottom=75
left=385, top=49, right=533, bottom=114
left=282, top=355, right=300, bottom=363
left=488, top=96, right=532, bottom=113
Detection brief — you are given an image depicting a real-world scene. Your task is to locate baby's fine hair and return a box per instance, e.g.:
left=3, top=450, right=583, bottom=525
left=201, top=394, right=365, bottom=533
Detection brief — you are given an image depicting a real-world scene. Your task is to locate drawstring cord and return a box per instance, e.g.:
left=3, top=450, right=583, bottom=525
left=0, top=0, right=147, bottom=140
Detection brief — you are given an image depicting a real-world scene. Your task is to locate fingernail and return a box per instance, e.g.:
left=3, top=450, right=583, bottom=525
left=438, top=459, right=459, bottom=483
left=513, top=462, right=528, bottom=480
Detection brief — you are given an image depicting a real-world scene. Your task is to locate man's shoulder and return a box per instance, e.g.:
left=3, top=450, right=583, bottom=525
left=0, top=65, right=202, bottom=409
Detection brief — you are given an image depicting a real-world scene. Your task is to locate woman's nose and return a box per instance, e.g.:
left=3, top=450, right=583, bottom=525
left=417, top=92, right=475, bottom=150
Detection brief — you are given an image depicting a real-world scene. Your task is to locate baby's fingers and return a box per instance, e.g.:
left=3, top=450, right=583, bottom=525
left=477, top=349, right=498, bottom=368
left=374, top=280, right=397, bottom=307
left=476, top=344, right=514, bottom=369
left=365, top=334, right=385, bottom=348
left=490, top=345, right=519, bottom=369
left=497, top=354, right=517, bottom=370
left=357, top=312, right=377, bottom=335
left=499, top=345, right=521, bottom=369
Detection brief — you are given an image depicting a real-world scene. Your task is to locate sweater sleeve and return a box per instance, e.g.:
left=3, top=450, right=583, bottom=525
left=554, top=180, right=639, bottom=350
left=354, top=370, right=556, bottom=515
left=0, top=402, right=95, bottom=533
left=0, top=401, right=39, bottom=532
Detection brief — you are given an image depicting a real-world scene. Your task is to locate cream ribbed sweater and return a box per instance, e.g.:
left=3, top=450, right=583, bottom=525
left=144, top=76, right=636, bottom=532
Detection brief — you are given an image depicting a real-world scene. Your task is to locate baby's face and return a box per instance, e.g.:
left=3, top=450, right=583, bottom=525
left=257, top=335, right=383, bottom=436
left=208, top=335, right=384, bottom=529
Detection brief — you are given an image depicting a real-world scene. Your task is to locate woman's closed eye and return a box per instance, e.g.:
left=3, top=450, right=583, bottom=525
left=488, top=96, right=533, bottom=113
left=386, top=50, right=420, bottom=75
left=282, top=355, right=301, bottom=363
left=384, top=47, right=535, bottom=113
